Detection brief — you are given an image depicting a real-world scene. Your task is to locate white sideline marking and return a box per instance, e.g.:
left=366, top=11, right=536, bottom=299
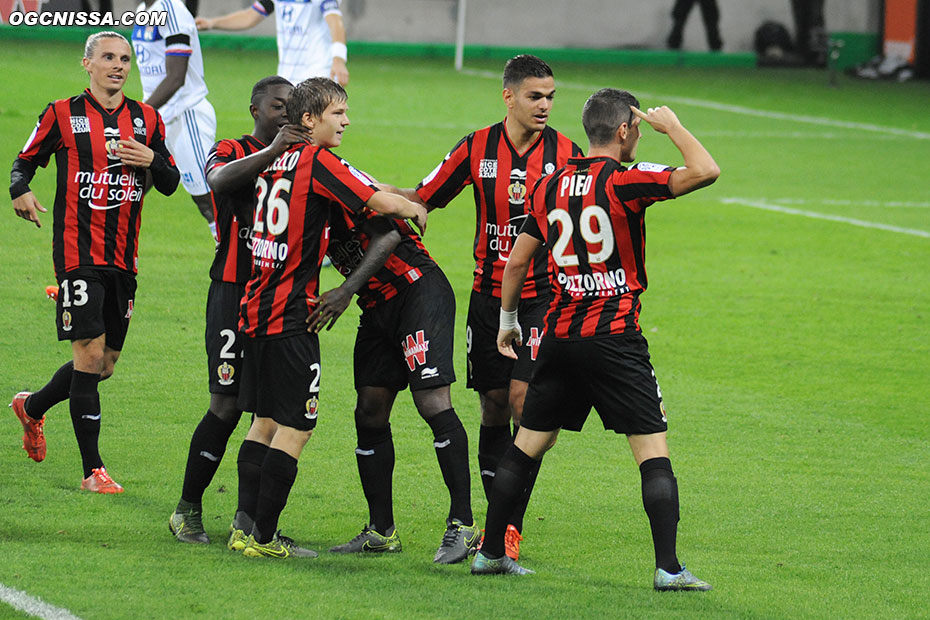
left=458, top=68, right=930, bottom=141
left=720, top=198, right=930, bottom=238
left=0, top=583, right=83, bottom=620
left=736, top=197, right=930, bottom=209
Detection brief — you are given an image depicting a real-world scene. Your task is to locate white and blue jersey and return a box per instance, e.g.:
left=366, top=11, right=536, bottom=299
left=133, top=0, right=208, bottom=124
left=252, top=0, right=342, bottom=84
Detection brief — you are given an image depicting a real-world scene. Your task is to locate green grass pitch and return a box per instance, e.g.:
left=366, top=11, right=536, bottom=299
left=1, top=37, right=929, bottom=619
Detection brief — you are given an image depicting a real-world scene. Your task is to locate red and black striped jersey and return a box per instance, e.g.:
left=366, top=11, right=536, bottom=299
left=239, top=144, right=376, bottom=338
left=524, top=156, right=675, bottom=340
left=15, top=89, right=175, bottom=278
left=416, top=120, right=582, bottom=299
left=327, top=204, right=436, bottom=310
left=205, top=135, right=267, bottom=285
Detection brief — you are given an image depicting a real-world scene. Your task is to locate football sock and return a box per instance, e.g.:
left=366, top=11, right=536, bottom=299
left=236, top=440, right=268, bottom=529
left=180, top=410, right=238, bottom=505
left=69, top=370, right=102, bottom=478
left=253, top=448, right=298, bottom=545
left=477, top=423, right=511, bottom=502
left=640, top=457, right=682, bottom=574
left=355, top=424, right=395, bottom=534
left=426, top=409, right=473, bottom=525
left=508, top=443, right=541, bottom=534
left=483, top=444, right=535, bottom=559
left=25, top=361, right=74, bottom=419
left=507, top=424, right=541, bottom=533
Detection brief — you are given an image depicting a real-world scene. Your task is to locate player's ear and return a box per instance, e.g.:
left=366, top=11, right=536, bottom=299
left=617, top=122, right=628, bottom=144
left=502, top=87, right=514, bottom=109
left=249, top=103, right=259, bottom=121
left=301, top=112, right=314, bottom=129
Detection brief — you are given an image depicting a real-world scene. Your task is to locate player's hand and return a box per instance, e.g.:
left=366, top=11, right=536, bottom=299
left=410, top=203, right=428, bottom=236
left=12, top=191, right=47, bottom=228
left=630, top=105, right=682, bottom=135
left=195, top=16, right=213, bottom=30
left=116, top=138, right=155, bottom=168
left=330, top=58, right=349, bottom=86
left=307, top=285, right=352, bottom=333
left=270, top=124, right=312, bottom=155
left=497, top=326, right=523, bottom=360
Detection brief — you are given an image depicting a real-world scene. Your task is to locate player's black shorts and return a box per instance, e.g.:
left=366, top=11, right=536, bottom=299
left=465, top=290, right=549, bottom=393
left=520, top=332, right=668, bottom=435
left=354, top=267, right=456, bottom=392
left=237, top=332, right=321, bottom=432
left=55, top=267, right=137, bottom=350
left=205, top=280, right=246, bottom=395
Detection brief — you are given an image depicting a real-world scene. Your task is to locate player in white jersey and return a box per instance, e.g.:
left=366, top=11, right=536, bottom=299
left=196, top=0, right=349, bottom=86
left=135, top=0, right=218, bottom=238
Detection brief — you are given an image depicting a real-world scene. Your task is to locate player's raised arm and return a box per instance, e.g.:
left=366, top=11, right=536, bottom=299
left=208, top=124, right=310, bottom=194
left=324, top=12, right=349, bottom=86
left=366, top=191, right=428, bottom=236
left=631, top=105, right=720, bottom=197
left=496, top=232, right=542, bottom=359
left=195, top=8, right=264, bottom=31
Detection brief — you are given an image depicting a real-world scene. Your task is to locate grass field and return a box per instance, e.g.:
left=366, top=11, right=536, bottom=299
left=1, top=37, right=929, bottom=620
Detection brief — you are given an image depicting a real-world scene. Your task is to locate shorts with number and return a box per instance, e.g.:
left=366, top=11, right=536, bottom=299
left=238, top=332, right=321, bottom=431
left=354, top=267, right=456, bottom=392
left=465, top=291, right=548, bottom=392
left=205, top=280, right=246, bottom=395
left=55, top=267, right=136, bottom=350
left=165, top=98, right=216, bottom=196
left=520, top=332, right=668, bottom=435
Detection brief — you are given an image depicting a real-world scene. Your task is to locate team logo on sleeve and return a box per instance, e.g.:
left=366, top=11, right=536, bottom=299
left=634, top=162, right=669, bottom=173
left=507, top=169, right=527, bottom=205
left=217, top=362, right=235, bottom=386
left=402, top=330, right=429, bottom=371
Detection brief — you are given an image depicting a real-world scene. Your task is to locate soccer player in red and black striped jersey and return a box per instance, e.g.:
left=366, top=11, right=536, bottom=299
left=9, top=32, right=180, bottom=494
left=473, top=89, right=720, bottom=589
left=394, top=54, right=582, bottom=558
left=232, top=77, right=427, bottom=559
left=168, top=76, right=312, bottom=544
left=311, top=201, right=479, bottom=563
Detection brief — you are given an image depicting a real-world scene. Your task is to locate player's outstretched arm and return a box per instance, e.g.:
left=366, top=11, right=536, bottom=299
left=307, top=218, right=400, bottom=333
left=631, top=105, right=720, bottom=197
left=496, top=232, right=542, bottom=359
left=366, top=191, right=428, bottom=236
left=208, top=125, right=311, bottom=194
left=195, top=9, right=263, bottom=32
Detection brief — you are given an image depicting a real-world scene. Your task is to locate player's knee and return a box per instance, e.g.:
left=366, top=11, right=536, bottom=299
left=210, top=395, right=242, bottom=424
left=412, top=386, right=453, bottom=419
left=354, top=403, right=391, bottom=428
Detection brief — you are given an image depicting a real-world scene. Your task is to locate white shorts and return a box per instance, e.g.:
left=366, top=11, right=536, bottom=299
left=165, top=98, right=216, bottom=197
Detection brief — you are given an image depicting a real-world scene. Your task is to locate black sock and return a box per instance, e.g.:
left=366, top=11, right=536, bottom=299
left=640, top=457, right=681, bottom=574
left=478, top=423, right=511, bottom=502
left=69, top=370, right=102, bottom=478
left=253, top=448, right=298, bottom=544
left=26, top=361, right=74, bottom=419
left=179, top=410, right=238, bottom=506
left=235, top=440, right=268, bottom=531
left=426, top=409, right=473, bottom=525
left=483, top=444, right=535, bottom=558
left=508, top=448, right=541, bottom=533
left=355, top=424, right=395, bottom=534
